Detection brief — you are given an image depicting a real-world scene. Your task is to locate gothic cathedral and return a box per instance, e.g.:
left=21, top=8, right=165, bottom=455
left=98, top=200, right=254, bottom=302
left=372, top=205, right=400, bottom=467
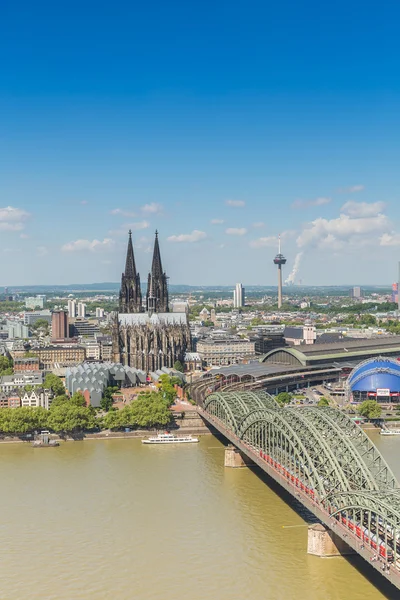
left=112, top=231, right=191, bottom=371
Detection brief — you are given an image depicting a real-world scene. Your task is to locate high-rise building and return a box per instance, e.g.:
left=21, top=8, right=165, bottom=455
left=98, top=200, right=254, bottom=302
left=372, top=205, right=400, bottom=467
left=77, top=302, right=86, bottom=318
left=68, top=299, right=77, bottom=318
left=393, top=283, right=399, bottom=305
left=233, top=283, right=245, bottom=308
left=25, top=296, right=45, bottom=309
left=350, top=287, right=362, bottom=299
left=95, top=307, right=105, bottom=319
left=51, top=310, right=69, bottom=341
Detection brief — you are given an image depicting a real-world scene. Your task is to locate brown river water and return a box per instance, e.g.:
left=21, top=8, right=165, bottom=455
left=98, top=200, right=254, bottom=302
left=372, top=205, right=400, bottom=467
left=0, top=431, right=398, bottom=600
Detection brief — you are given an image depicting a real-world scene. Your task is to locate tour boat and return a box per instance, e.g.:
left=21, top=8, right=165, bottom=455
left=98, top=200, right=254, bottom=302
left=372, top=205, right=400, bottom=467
left=142, top=432, right=199, bottom=444
left=380, top=429, right=400, bottom=436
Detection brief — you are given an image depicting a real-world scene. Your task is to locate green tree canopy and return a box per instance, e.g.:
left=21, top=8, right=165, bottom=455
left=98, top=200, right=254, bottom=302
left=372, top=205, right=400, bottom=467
left=358, top=400, right=382, bottom=419
left=44, top=373, right=65, bottom=396
left=276, top=392, right=292, bottom=406
left=173, top=360, right=184, bottom=373
left=318, top=397, right=329, bottom=407
left=0, top=355, right=13, bottom=376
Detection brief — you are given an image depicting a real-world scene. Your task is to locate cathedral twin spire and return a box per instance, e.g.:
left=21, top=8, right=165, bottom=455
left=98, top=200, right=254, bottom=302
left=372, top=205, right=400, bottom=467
left=119, top=230, right=169, bottom=314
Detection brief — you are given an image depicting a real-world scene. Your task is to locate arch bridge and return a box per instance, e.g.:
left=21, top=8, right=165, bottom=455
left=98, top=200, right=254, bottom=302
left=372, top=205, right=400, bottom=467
left=200, top=391, right=400, bottom=590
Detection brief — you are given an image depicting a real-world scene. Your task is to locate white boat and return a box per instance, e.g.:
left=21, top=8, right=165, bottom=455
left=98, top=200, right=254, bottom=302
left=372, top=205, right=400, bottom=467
left=380, top=429, right=400, bottom=436
left=142, top=432, right=199, bottom=444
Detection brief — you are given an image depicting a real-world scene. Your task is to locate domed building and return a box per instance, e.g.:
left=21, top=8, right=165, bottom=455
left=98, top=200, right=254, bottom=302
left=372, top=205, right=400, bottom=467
left=348, top=357, right=400, bottom=403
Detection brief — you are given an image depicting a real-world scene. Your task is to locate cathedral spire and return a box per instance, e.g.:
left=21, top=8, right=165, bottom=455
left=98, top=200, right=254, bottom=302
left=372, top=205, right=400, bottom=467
left=124, top=230, right=137, bottom=278
left=151, top=230, right=163, bottom=279
left=119, top=230, right=143, bottom=313
left=146, top=231, right=169, bottom=313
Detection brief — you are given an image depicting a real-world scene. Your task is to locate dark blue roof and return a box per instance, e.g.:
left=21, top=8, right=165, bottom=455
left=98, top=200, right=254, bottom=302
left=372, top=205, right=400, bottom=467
left=349, top=357, right=400, bottom=392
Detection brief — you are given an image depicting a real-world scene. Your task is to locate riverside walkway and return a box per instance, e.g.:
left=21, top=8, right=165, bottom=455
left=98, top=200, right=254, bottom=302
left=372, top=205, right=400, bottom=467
left=199, top=390, right=400, bottom=591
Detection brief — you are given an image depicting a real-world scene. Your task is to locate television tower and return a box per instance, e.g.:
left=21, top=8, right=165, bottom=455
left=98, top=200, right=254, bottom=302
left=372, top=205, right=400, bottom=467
left=273, top=235, right=287, bottom=309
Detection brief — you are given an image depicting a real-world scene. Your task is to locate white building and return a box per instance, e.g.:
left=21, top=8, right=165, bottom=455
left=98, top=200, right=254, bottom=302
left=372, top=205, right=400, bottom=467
left=233, top=283, right=245, bottom=308
left=20, top=389, right=52, bottom=410
left=25, top=296, right=45, bottom=309
left=95, top=307, right=105, bottom=319
left=68, top=299, right=77, bottom=318
left=82, top=340, right=101, bottom=360
left=77, top=302, right=86, bottom=318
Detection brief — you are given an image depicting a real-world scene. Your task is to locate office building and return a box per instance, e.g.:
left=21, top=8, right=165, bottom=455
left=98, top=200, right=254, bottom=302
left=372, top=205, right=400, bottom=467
left=95, top=307, right=105, bottom=319
left=77, top=302, right=86, bottom=318
left=233, top=283, right=245, bottom=308
left=350, top=286, right=362, bottom=299
left=51, top=310, right=69, bottom=341
left=23, top=310, right=52, bottom=326
left=36, top=345, right=85, bottom=369
left=25, top=296, right=45, bottom=309
left=196, top=337, right=255, bottom=367
left=68, top=299, right=77, bottom=318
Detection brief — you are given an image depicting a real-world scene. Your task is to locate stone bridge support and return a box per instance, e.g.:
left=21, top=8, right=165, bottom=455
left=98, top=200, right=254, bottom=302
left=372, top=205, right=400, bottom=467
left=307, top=524, right=355, bottom=557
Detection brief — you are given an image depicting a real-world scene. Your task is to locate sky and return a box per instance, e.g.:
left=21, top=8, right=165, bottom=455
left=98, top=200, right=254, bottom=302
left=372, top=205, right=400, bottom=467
left=1, top=0, right=400, bottom=287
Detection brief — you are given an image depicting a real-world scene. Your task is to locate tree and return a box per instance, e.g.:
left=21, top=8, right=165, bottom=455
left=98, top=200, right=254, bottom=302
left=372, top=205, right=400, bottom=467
left=0, top=355, right=13, bottom=376
left=47, top=404, right=96, bottom=433
left=276, top=392, right=292, bottom=406
left=173, top=360, right=184, bottom=373
left=44, top=373, right=65, bottom=396
left=318, top=397, right=329, bottom=407
left=32, top=319, right=49, bottom=330
left=70, top=392, right=87, bottom=407
left=358, top=400, right=382, bottom=420
left=100, top=386, right=120, bottom=412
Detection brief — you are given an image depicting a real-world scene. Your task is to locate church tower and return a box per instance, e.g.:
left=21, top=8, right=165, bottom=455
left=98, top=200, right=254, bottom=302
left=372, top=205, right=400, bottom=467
left=119, top=230, right=143, bottom=313
left=146, top=231, right=169, bottom=313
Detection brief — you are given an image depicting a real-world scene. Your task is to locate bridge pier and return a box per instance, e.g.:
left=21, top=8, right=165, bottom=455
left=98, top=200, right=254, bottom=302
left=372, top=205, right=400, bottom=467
left=307, top=524, right=355, bottom=557
left=224, top=445, right=251, bottom=468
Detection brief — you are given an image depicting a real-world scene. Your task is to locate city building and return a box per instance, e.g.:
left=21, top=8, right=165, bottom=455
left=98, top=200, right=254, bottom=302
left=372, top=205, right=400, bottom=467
left=68, top=299, right=77, bottom=318
left=112, top=231, right=191, bottom=371
left=51, top=310, right=69, bottom=341
left=25, top=296, right=46, bottom=309
left=250, top=325, right=287, bottom=354
left=69, top=319, right=100, bottom=338
left=347, top=357, right=400, bottom=404
left=0, top=373, right=43, bottom=393
left=196, top=337, right=255, bottom=366
left=171, top=300, right=189, bottom=313
left=35, top=345, right=85, bottom=370
left=20, top=389, right=53, bottom=409
left=392, top=283, right=399, bottom=305
left=95, top=307, right=105, bottom=319
left=233, top=283, right=245, bottom=308
left=77, top=302, right=86, bottom=318
left=65, top=362, right=147, bottom=407
left=23, top=310, right=52, bottom=326
left=284, top=323, right=317, bottom=346
left=81, top=340, right=101, bottom=360
left=4, top=320, right=30, bottom=339
left=350, top=286, right=363, bottom=299
left=14, top=357, right=40, bottom=373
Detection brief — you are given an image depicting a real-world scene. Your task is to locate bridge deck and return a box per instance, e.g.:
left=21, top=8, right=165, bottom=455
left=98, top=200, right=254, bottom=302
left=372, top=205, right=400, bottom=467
left=200, top=408, right=400, bottom=591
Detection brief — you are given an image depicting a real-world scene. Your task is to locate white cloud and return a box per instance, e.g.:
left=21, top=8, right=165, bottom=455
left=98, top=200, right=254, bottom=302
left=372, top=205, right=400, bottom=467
left=109, top=221, right=150, bottom=235
left=292, top=197, right=331, bottom=209
left=0, top=206, right=30, bottom=231
left=380, top=233, right=400, bottom=247
left=341, top=200, right=386, bottom=218
left=36, top=246, right=48, bottom=257
left=339, top=184, right=365, bottom=193
left=225, top=227, right=247, bottom=236
left=297, top=213, right=390, bottom=249
left=61, top=238, right=116, bottom=253
left=249, top=236, right=278, bottom=248
left=141, top=202, right=163, bottom=214
left=167, top=230, right=207, bottom=243
left=80, top=200, right=88, bottom=205
left=252, top=222, right=265, bottom=228
left=211, top=219, right=224, bottom=225
left=225, top=200, right=245, bottom=207
left=110, top=208, right=136, bottom=218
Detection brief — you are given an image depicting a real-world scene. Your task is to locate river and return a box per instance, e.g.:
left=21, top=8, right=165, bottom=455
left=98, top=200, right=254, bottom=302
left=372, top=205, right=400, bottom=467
left=0, top=432, right=398, bottom=600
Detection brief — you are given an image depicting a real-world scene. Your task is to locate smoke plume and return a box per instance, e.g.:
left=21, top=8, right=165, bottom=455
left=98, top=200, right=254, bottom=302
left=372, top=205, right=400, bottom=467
left=285, top=252, right=303, bottom=285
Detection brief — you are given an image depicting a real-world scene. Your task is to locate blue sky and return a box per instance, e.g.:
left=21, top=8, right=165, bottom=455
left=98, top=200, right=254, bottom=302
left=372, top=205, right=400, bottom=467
left=1, top=0, right=400, bottom=286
